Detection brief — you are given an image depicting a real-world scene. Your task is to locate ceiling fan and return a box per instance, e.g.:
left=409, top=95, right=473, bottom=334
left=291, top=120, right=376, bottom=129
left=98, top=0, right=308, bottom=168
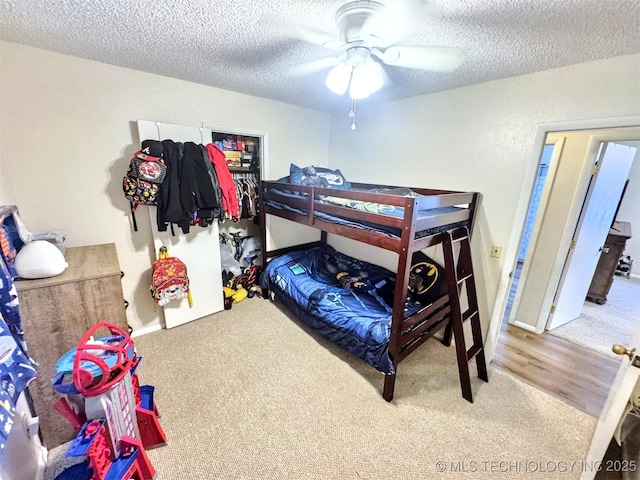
left=294, top=0, right=465, bottom=101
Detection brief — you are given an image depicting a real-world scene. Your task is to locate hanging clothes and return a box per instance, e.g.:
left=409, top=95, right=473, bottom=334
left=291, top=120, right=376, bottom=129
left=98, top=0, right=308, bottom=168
left=205, top=143, right=240, bottom=221
left=231, top=172, right=259, bottom=220
left=155, top=140, right=224, bottom=233
left=179, top=142, right=219, bottom=232
left=198, top=144, right=223, bottom=221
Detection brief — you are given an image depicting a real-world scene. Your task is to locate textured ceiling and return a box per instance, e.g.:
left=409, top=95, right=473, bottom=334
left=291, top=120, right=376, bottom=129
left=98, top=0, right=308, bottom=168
left=1, top=0, right=639, bottom=112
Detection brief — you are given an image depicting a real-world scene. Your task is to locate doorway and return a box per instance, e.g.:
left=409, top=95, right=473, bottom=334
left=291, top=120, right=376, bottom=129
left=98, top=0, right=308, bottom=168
left=494, top=125, right=640, bottom=415
left=506, top=126, right=640, bottom=338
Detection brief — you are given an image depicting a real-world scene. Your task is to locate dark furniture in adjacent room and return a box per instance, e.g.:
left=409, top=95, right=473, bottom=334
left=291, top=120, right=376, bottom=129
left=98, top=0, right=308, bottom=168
left=587, top=221, right=632, bottom=304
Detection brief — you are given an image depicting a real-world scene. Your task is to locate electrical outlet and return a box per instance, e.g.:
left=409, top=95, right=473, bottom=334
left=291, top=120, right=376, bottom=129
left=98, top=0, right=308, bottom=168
left=491, top=245, right=502, bottom=258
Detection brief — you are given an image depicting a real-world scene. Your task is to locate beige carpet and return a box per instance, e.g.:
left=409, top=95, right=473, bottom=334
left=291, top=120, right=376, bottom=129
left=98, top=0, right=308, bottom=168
left=549, top=277, right=640, bottom=358
left=46, top=299, right=596, bottom=480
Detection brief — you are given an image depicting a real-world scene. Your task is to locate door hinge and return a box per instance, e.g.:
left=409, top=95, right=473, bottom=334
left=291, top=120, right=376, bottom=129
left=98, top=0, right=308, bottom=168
left=592, top=163, right=600, bottom=175
left=570, top=240, right=576, bottom=250
left=550, top=305, right=556, bottom=314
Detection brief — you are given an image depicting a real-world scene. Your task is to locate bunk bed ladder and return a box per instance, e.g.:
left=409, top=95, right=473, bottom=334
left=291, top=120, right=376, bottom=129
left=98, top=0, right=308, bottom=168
left=442, top=227, right=489, bottom=402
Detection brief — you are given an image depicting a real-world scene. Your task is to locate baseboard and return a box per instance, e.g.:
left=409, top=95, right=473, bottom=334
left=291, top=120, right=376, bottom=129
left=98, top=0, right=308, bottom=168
left=131, top=323, right=163, bottom=338
left=630, top=273, right=640, bottom=280
left=512, top=320, right=537, bottom=332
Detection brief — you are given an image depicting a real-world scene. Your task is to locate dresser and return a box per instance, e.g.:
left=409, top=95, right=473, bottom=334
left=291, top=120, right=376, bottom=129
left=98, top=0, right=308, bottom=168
left=586, top=221, right=632, bottom=305
left=15, top=243, right=128, bottom=449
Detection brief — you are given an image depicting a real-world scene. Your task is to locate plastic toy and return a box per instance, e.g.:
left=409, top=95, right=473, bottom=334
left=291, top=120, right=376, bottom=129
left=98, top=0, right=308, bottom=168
left=54, top=419, right=156, bottom=480
left=52, top=323, right=166, bottom=480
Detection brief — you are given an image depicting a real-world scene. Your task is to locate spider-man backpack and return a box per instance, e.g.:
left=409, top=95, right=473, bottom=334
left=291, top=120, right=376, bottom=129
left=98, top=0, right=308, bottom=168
left=150, top=247, right=193, bottom=307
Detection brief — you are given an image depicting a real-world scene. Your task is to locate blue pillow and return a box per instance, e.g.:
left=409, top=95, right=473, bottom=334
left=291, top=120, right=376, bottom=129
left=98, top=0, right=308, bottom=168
left=289, top=164, right=351, bottom=190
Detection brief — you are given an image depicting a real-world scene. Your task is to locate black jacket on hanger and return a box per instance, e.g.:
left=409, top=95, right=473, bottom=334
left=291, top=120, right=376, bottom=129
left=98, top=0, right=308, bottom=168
left=178, top=142, right=220, bottom=232
left=157, top=140, right=187, bottom=232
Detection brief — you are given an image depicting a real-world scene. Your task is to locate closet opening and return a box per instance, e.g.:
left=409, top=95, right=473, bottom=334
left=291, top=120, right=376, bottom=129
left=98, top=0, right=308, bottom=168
left=207, top=126, right=268, bottom=308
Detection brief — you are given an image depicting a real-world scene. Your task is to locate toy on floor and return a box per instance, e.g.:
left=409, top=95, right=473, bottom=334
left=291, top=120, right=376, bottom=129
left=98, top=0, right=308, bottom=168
left=52, top=322, right=166, bottom=480
left=221, top=264, right=262, bottom=309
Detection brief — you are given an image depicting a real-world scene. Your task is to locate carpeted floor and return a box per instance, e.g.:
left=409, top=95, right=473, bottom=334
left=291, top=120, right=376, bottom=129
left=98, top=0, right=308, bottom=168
left=46, top=299, right=597, bottom=480
left=549, top=276, right=640, bottom=358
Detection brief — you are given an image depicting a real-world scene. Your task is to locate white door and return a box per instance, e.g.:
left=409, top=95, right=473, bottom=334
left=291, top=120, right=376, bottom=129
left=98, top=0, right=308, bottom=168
left=582, top=328, right=640, bottom=480
left=547, top=142, right=636, bottom=330
left=137, top=120, right=224, bottom=329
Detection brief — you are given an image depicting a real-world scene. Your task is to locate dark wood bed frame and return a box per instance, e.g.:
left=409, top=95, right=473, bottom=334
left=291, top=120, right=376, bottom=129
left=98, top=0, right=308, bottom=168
left=258, top=181, right=488, bottom=402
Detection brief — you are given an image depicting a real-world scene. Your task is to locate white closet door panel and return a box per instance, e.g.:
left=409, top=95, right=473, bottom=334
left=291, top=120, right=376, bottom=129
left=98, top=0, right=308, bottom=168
left=137, top=120, right=159, bottom=145
left=137, top=121, right=223, bottom=329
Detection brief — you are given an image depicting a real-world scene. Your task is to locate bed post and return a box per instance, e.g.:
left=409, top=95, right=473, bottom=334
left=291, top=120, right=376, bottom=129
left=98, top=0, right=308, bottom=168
left=384, top=197, right=419, bottom=402
left=383, top=374, right=396, bottom=401
left=259, top=183, right=269, bottom=299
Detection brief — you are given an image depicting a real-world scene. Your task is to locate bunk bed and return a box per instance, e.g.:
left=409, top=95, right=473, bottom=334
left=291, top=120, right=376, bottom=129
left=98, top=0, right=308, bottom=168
left=258, top=179, right=488, bottom=402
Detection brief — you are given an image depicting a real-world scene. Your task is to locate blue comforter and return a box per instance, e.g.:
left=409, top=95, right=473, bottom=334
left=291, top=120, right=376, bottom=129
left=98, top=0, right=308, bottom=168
left=260, top=245, right=421, bottom=374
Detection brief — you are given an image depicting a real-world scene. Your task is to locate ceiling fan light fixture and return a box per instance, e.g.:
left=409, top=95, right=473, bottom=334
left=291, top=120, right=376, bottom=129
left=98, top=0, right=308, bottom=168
left=349, top=59, right=384, bottom=99
left=325, top=62, right=353, bottom=95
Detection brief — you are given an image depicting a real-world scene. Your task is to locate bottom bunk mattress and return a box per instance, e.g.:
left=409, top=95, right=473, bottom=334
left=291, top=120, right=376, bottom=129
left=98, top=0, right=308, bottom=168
left=260, top=245, right=434, bottom=374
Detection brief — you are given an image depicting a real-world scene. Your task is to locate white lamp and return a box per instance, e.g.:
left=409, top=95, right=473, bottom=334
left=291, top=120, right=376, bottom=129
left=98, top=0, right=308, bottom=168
left=325, top=47, right=385, bottom=131
left=325, top=47, right=385, bottom=99
left=325, top=62, right=353, bottom=95
left=349, top=59, right=384, bottom=99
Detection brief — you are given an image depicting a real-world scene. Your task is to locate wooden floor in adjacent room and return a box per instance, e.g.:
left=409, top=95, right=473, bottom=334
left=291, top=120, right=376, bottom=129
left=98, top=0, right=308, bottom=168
left=491, top=322, right=621, bottom=418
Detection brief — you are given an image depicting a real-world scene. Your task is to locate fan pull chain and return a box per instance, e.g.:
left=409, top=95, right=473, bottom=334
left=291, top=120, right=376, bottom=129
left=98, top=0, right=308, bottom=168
left=349, top=99, right=357, bottom=130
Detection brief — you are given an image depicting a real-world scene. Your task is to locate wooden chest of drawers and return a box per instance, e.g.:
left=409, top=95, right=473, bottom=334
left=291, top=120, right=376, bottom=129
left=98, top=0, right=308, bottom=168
left=15, top=243, right=128, bottom=448
left=586, top=221, right=632, bottom=304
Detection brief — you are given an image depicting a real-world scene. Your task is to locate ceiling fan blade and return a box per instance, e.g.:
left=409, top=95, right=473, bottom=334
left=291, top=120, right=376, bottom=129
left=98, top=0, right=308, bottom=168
left=379, top=46, right=464, bottom=71
left=284, top=23, right=344, bottom=50
left=290, top=56, right=340, bottom=77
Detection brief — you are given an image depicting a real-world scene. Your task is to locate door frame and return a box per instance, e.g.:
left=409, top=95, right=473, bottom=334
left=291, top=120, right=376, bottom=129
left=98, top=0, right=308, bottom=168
left=484, top=115, right=640, bottom=361
left=529, top=128, right=640, bottom=334
left=505, top=134, right=565, bottom=327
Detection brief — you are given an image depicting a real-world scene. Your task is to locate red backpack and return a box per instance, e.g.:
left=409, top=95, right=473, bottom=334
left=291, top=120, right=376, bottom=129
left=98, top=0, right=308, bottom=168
left=150, top=247, right=193, bottom=307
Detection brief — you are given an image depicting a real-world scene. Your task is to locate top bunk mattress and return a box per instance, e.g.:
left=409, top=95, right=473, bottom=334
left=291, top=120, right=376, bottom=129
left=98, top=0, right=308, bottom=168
left=262, top=182, right=472, bottom=240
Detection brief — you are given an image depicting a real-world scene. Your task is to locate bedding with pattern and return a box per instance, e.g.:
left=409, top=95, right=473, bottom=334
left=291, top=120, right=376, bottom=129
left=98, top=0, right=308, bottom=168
left=264, top=184, right=465, bottom=238
left=260, top=244, right=446, bottom=374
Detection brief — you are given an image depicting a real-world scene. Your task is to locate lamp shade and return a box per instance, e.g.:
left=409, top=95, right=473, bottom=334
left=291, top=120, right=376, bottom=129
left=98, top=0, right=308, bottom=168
left=325, top=62, right=352, bottom=95
left=349, top=60, right=384, bottom=99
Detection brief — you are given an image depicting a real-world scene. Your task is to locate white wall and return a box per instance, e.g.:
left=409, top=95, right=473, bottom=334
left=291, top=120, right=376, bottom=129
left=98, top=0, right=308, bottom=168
left=0, top=41, right=15, bottom=206
left=327, top=54, right=640, bottom=349
left=617, top=146, right=640, bottom=276
left=0, top=42, right=331, bottom=333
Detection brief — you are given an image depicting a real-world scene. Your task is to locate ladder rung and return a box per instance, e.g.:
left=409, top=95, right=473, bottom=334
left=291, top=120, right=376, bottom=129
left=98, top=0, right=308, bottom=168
left=466, top=344, right=482, bottom=362
left=462, top=309, right=479, bottom=322
left=457, top=272, right=473, bottom=285
left=451, top=235, right=468, bottom=243
left=450, top=228, right=470, bottom=242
